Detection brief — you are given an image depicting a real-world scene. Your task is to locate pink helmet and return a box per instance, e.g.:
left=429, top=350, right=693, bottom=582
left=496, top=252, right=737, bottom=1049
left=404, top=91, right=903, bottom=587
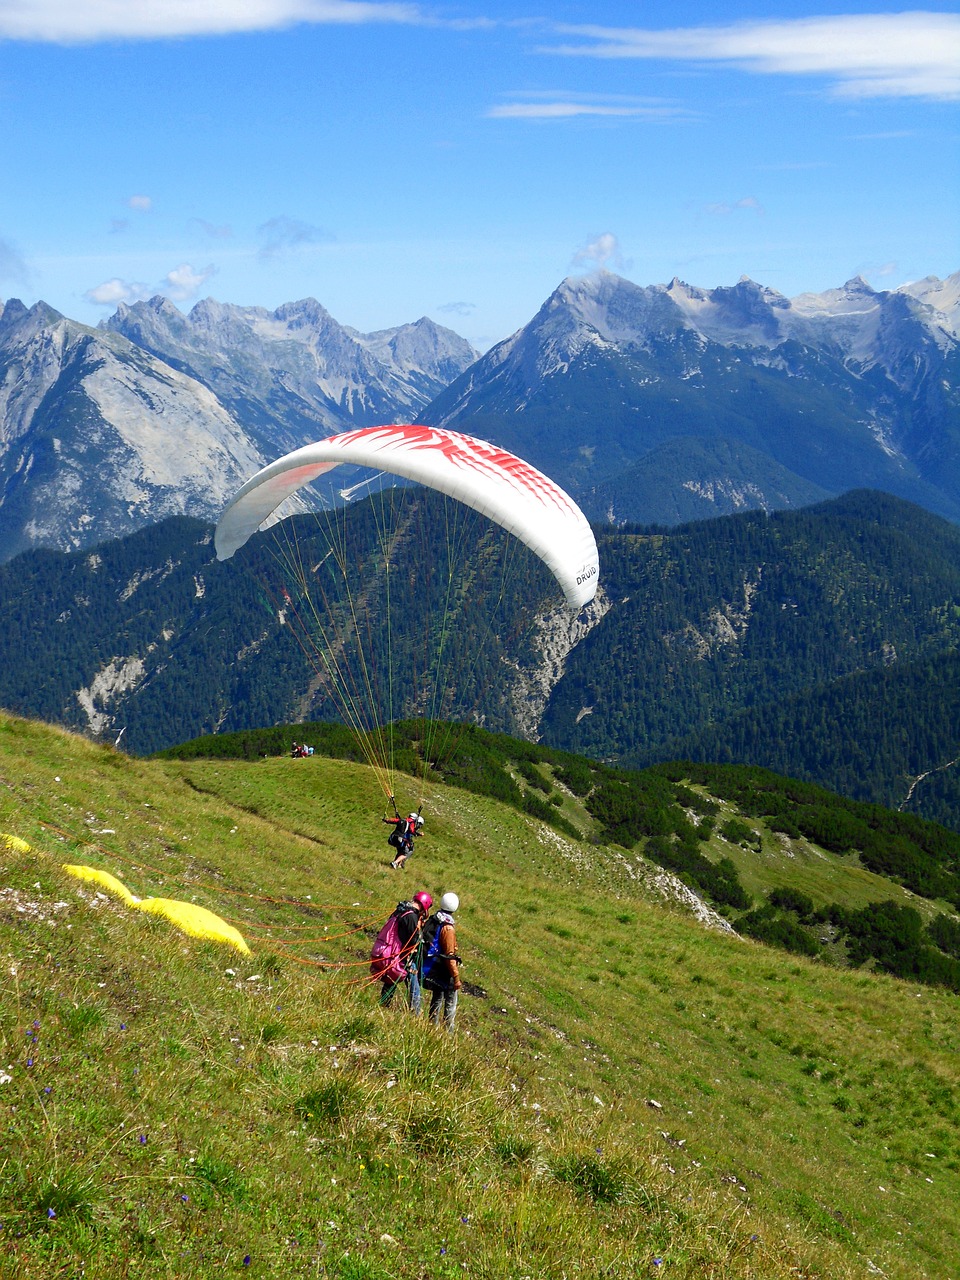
left=412, top=891, right=433, bottom=913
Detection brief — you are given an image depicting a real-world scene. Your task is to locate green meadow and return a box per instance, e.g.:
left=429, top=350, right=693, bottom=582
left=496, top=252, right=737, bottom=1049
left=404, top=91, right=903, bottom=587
left=0, top=710, right=958, bottom=1279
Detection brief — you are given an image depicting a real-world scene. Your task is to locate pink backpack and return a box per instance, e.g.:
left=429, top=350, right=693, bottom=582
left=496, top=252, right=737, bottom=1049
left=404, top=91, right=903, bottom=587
left=370, top=909, right=406, bottom=983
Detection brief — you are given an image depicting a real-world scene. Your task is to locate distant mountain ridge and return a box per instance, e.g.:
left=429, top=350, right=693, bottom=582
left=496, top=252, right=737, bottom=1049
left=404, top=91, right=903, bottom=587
left=101, top=295, right=477, bottom=452
left=2, top=268, right=958, bottom=562
left=427, top=269, right=960, bottom=525
left=0, top=294, right=477, bottom=561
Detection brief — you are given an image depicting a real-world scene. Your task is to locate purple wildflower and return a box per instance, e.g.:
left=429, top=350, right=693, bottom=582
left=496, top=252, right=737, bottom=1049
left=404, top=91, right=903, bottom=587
left=26, top=1058, right=33, bottom=1068
left=138, top=1135, right=147, bottom=1145
left=47, top=1208, right=56, bottom=1220
left=43, top=1087, right=51, bottom=1095
left=120, top=1023, right=127, bottom=1031
left=181, top=1194, right=189, bottom=1203
left=243, top=1256, right=251, bottom=1266
left=653, top=1259, right=663, bottom=1267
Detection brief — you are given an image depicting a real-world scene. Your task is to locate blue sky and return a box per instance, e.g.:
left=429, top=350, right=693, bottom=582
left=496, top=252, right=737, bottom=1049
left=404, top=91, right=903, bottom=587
left=1, top=2, right=957, bottom=349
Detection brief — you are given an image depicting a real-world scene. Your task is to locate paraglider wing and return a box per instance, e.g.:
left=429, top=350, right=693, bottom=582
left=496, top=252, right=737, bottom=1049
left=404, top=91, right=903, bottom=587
left=215, top=425, right=599, bottom=608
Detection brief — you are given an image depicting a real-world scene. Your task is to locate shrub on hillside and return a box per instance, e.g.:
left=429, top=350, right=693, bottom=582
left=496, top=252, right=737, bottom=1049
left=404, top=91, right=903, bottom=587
left=738, top=906, right=822, bottom=957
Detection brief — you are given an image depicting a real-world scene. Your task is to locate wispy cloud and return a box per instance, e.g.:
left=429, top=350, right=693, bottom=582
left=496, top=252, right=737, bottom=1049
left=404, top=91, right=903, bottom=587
left=488, top=90, right=693, bottom=121
left=571, top=232, right=628, bottom=272
left=127, top=194, right=152, bottom=212
left=543, top=13, right=960, bottom=102
left=0, top=0, right=423, bottom=43
left=848, top=130, right=916, bottom=141
left=84, top=261, right=215, bottom=307
left=190, top=218, right=233, bottom=240
left=703, top=196, right=764, bottom=216
left=438, top=300, right=476, bottom=317
left=0, top=235, right=30, bottom=286
left=257, top=215, right=332, bottom=259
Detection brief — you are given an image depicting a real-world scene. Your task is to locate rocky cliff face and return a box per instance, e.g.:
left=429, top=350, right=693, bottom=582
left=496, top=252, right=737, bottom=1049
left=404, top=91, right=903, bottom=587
left=0, top=295, right=478, bottom=561
left=0, top=301, right=265, bottom=560
left=103, top=295, right=479, bottom=451
left=425, top=270, right=960, bottom=526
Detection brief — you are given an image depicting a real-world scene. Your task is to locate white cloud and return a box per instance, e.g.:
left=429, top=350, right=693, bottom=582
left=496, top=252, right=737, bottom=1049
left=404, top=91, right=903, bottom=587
left=545, top=13, right=960, bottom=102
left=84, top=277, right=151, bottom=306
left=438, top=300, right=476, bottom=316
left=127, top=194, right=152, bottom=212
left=0, top=0, right=422, bottom=42
left=83, top=261, right=215, bottom=307
left=162, top=262, right=216, bottom=300
left=572, top=232, right=627, bottom=272
left=488, top=90, right=692, bottom=121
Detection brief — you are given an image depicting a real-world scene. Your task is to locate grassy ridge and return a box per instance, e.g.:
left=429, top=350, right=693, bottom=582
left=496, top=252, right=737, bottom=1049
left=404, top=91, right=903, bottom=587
left=1, top=711, right=959, bottom=1278
left=161, top=721, right=960, bottom=990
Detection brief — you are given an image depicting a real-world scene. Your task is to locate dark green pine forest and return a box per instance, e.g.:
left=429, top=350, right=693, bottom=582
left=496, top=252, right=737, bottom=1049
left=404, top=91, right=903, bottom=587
left=1, top=488, right=960, bottom=831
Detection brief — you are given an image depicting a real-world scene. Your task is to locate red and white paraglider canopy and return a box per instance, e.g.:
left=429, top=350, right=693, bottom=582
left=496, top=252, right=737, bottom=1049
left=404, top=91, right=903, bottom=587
left=215, top=424, right=599, bottom=610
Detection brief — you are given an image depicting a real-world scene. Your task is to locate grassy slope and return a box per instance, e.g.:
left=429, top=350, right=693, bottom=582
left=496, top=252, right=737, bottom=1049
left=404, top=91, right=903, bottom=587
left=1, top=711, right=958, bottom=1280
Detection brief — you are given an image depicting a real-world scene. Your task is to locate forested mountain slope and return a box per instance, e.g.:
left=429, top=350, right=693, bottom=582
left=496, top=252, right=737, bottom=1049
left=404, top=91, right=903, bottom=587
left=2, top=490, right=960, bottom=830
left=636, top=650, right=960, bottom=827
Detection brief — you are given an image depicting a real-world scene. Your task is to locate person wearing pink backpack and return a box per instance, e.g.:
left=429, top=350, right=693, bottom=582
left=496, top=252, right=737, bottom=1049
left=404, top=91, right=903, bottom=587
left=370, top=891, right=433, bottom=1013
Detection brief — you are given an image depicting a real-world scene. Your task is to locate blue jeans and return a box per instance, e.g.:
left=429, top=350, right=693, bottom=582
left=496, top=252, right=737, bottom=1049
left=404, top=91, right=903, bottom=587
left=428, top=986, right=458, bottom=1032
left=408, top=968, right=422, bottom=1015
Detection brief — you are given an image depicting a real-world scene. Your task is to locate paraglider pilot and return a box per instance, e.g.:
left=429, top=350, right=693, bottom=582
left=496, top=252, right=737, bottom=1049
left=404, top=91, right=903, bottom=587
left=383, top=806, right=424, bottom=870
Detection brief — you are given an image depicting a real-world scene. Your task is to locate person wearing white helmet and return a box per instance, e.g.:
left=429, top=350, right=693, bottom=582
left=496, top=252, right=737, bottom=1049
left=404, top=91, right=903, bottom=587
left=421, top=892, right=462, bottom=1032
left=382, top=808, right=424, bottom=870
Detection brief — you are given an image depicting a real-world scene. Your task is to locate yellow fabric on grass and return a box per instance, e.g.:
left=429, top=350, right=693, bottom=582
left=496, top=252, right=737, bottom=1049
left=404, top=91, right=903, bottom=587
left=136, top=898, right=251, bottom=954
left=62, top=863, right=139, bottom=905
left=2, top=833, right=32, bottom=854
left=61, top=863, right=250, bottom=954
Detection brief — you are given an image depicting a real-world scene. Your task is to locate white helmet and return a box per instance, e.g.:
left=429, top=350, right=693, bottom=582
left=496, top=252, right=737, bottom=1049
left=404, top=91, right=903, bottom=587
left=439, top=891, right=459, bottom=913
